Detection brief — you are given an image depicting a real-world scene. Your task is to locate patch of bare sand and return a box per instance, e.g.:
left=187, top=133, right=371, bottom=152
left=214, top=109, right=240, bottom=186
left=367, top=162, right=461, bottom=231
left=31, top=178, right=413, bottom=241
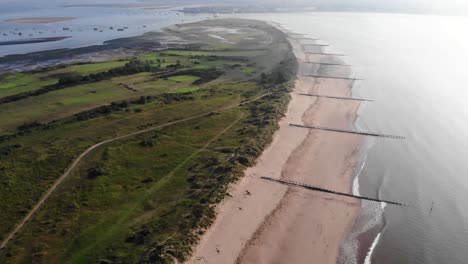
left=187, top=35, right=362, bottom=264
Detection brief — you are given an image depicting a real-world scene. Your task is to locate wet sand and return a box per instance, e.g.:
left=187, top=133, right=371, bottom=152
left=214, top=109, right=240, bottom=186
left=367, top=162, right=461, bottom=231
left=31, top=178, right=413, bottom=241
left=5, top=17, right=76, bottom=24
left=187, top=31, right=363, bottom=264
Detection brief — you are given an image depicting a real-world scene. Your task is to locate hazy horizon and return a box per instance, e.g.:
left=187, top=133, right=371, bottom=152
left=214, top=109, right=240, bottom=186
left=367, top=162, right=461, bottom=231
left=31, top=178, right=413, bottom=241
left=1, top=0, right=468, bottom=15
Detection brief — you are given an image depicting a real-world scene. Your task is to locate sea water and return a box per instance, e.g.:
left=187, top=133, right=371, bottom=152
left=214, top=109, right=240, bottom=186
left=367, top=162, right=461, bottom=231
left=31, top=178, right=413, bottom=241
left=236, top=12, right=468, bottom=264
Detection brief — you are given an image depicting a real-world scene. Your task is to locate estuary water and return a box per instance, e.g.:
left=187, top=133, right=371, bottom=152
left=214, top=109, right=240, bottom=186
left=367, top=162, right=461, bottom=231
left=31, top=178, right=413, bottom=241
left=0, top=1, right=208, bottom=57
left=236, top=12, right=468, bottom=264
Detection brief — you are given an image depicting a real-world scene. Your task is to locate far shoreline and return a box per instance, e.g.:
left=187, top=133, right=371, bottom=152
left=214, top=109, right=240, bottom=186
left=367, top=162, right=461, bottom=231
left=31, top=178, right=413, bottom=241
left=0, top=36, right=71, bottom=46
left=5, top=17, right=76, bottom=24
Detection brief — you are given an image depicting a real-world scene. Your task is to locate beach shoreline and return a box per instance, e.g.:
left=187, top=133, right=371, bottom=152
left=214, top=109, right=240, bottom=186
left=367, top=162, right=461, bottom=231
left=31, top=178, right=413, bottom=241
left=187, top=26, right=364, bottom=264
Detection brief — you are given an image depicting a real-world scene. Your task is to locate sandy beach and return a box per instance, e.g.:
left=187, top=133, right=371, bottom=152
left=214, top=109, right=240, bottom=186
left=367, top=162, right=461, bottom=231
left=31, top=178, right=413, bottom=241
left=187, top=30, right=363, bottom=264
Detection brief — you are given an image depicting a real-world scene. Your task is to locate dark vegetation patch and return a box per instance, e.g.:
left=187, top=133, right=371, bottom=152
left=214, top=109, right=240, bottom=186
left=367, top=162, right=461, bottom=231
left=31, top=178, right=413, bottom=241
left=0, top=144, right=22, bottom=158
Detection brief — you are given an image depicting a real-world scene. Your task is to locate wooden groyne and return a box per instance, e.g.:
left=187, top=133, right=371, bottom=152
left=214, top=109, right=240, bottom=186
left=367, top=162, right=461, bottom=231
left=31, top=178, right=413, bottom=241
left=260, top=177, right=407, bottom=206
left=303, top=62, right=351, bottom=66
left=305, top=52, right=346, bottom=56
left=288, top=33, right=307, bottom=36
left=296, top=37, right=320, bottom=41
left=303, top=44, right=329, bottom=47
left=302, top=75, right=363, bottom=81
left=289, top=124, right=405, bottom=139
left=297, top=93, right=373, bottom=102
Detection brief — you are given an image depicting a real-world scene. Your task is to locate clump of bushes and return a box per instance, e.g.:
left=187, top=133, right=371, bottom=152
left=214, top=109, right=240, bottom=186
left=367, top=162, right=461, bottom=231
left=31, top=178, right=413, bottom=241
left=87, top=164, right=104, bottom=179
left=0, top=143, right=22, bottom=158
left=139, top=139, right=155, bottom=147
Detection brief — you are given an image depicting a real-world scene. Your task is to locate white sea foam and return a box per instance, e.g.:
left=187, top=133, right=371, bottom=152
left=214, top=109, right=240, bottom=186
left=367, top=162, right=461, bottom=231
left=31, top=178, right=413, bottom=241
left=343, top=136, right=387, bottom=264
left=352, top=152, right=367, bottom=196
left=362, top=201, right=387, bottom=263
left=364, top=232, right=382, bottom=264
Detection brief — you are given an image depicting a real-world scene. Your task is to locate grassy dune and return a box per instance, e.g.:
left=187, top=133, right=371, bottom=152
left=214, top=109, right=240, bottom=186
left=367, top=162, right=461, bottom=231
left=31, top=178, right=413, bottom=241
left=0, top=19, right=296, bottom=263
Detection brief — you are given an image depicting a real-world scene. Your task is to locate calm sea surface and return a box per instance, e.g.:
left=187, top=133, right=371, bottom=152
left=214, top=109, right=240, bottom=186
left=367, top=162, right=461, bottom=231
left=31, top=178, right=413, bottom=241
left=236, top=12, right=468, bottom=264
left=2, top=5, right=468, bottom=263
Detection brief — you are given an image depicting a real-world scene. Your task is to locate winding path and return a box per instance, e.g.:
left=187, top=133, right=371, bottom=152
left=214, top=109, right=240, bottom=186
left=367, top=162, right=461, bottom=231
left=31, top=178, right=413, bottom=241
left=0, top=92, right=270, bottom=250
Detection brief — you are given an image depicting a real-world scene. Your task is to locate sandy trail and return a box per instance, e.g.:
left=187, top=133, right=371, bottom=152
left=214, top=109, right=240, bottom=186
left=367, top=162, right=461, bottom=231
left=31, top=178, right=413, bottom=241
left=188, top=34, right=363, bottom=264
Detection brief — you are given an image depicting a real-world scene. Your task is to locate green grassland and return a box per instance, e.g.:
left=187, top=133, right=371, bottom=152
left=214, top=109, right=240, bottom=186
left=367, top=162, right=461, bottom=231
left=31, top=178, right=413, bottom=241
left=167, top=75, right=200, bottom=83
left=0, top=73, right=201, bottom=134
left=0, top=62, right=131, bottom=99
left=0, top=53, right=196, bottom=102
left=161, top=50, right=267, bottom=57
left=241, top=67, right=256, bottom=75
left=0, top=73, right=57, bottom=98
left=170, top=86, right=200, bottom=94
left=42, top=61, right=129, bottom=76
left=0, top=19, right=297, bottom=263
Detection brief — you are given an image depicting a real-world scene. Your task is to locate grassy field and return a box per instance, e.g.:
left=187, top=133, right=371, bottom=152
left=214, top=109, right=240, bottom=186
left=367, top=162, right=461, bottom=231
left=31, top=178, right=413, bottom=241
left=0, top=73, right=196, bottom=134
left=0, top=73, right=57, bottom=98
left=0, top=18, right=296, bottom=263
left=42, top=61, right=129, bottom=76
left=0, top=62, right=133, bottom=99
left=161, top=50, right=268, bottom=57
left=0, top=54, right=193, bottom=102
left=241, top=67, right=256, bottom=75
left=167, top=75, right=200, bottom=83
left=170, top=86, right=200, bottom=93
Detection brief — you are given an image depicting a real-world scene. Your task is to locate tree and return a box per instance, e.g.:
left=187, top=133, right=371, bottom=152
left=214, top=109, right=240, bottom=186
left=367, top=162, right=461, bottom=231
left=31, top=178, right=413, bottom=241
left=58, top=73, right=83, bottom=85
left=87, top=165, right=104, bottom=179
left=260, top=72, right=267, bottom=83
left=138, top=96, right=147, bottom=104
left=274, top=72, right=286, bottom=84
